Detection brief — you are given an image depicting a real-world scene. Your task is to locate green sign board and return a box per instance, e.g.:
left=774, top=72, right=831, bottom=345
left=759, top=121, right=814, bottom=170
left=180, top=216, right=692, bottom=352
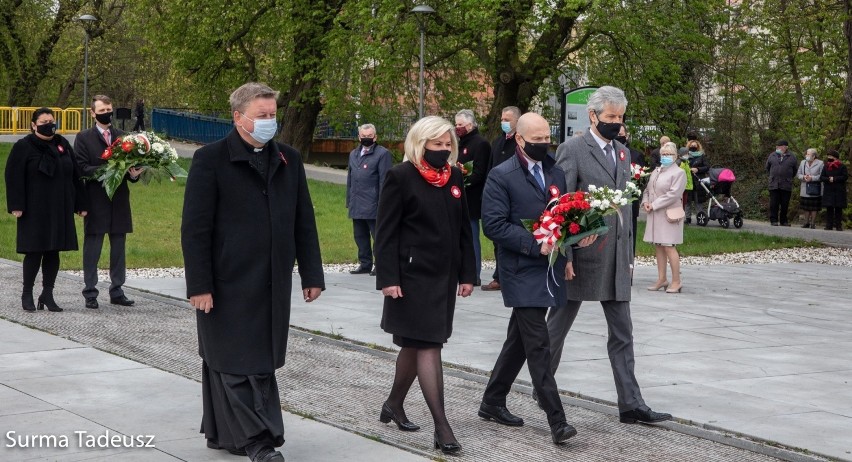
left=563, top=86, right=598, bottom=140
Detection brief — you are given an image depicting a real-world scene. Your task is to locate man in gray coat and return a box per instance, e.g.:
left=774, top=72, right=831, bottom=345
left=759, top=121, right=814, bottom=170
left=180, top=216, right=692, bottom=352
left=765, top=139, right=798, bottom=226
left=548, top=86, right=671, bottom=424
left=346, top=123, right=392, bottom=275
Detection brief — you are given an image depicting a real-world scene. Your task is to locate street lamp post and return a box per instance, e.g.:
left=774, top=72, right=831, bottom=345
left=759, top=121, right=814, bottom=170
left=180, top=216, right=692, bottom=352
left=411, top=5, right=434, bottom=120
left=78, top=14, right=98, bottom=130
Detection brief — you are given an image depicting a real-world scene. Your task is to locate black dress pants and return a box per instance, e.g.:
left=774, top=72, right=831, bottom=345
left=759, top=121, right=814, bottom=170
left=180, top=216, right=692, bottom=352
left=768, top=189, right=792, bottom=224
left=483, top=307, right=565, bottom=427
left=352, top=219, right=376, bottom=269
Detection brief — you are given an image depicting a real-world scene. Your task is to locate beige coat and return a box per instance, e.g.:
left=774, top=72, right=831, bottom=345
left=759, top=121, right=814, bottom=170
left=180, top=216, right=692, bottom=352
left=642, top=165, right=687, bottom=245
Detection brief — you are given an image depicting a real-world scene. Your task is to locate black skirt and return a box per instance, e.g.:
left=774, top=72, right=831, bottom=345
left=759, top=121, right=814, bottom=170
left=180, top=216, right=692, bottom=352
left=800, top=195, right=822, bottom=211
left=393, top=335, right=443, bottom=349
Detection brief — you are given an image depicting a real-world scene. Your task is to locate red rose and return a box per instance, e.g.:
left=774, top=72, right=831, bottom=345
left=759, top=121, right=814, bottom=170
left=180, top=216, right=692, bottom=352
left=554, top=215, right=565, bottom=224
left=574, top=191, right=585, bottom=201
left=101, top=149, right=112, bottom=160
left=121, top=140, right=134, bottom=153
left=634, top=173, right=641, bottom=179
left=568, top=222, right=581, bottom=235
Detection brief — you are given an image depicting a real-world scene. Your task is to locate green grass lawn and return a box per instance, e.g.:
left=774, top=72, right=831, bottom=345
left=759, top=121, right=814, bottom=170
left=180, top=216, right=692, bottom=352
left=0, top=142, right=818, bottom=270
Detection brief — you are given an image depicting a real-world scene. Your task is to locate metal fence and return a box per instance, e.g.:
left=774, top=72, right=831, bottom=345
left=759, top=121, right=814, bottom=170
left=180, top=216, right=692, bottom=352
left=0, top=107, right=83, bottom=134
left=151, top=109, right=234, bottom=144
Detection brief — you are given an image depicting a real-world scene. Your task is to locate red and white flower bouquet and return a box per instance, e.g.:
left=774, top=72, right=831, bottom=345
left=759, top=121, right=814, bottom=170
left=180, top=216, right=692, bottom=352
left=630, top=162, right=651, bottom=189
left=522, top=183, right=641, bottom=266
left=93, top=132, right=187, bottom=199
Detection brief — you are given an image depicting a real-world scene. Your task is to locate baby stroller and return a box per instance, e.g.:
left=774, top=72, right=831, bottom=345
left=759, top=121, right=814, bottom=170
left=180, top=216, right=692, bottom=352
left=695, top=167, right=743, bottom=228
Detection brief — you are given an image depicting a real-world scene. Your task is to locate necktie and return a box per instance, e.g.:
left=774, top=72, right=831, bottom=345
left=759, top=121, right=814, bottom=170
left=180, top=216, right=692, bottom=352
left=532, top=163, right=545, bottom=191
left=103, top=130, right=111, bottom=145
left=604, top=144, right=616, bottom=173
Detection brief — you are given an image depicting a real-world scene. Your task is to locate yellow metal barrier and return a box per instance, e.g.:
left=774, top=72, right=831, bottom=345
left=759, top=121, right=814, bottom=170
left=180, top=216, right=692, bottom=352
left=0, top=107, right=84, bottom=135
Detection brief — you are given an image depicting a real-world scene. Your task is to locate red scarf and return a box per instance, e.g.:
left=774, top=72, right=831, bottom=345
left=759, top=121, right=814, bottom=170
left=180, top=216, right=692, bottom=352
left=417, top=162, right=451, bottom=187
left=827, top=160, right=842, bottom=170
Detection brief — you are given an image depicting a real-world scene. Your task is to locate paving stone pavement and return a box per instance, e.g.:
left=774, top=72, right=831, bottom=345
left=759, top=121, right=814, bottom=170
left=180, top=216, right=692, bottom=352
left=0, top=260, right=834, bottom=462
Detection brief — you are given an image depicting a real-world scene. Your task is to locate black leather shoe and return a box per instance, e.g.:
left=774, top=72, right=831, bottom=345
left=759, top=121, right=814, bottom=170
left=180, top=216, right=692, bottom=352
left=379, top=402, right=420, bottom=431
left=478, top=402, right=524, bottom=426
left=254, top=449, right=285, bottom=462
left=349, top=266, right=372, bottom=274
left=433, top=431, right=461, bottom=455
left=619, top=406, right=672, bottom=424
left=206, top=440, right=248, bottom=456
left=110, top=295, right=135, bottom=306
left=771, top=222, right=779, bottom=226
left=551, top=421, right=578, bottom=444
left=85, top=297, right=99, bottom=309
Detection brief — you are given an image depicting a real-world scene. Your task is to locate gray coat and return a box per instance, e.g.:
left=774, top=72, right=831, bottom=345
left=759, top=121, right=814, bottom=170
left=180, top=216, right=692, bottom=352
left=765, top=150, right=798, bottom=191
left=555, top=131, right=633, bottom=302
left=797, top=159, right=823, bottom=197
left=346, top=144, right=392, bottom=219
left=482, top=153, right=567, bottom=308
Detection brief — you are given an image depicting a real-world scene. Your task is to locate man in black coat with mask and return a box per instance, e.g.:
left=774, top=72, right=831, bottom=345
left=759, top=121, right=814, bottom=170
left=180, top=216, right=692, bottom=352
left=74, top=94, right=142, bottom=309
left=182, top=82, right=324, bottom=462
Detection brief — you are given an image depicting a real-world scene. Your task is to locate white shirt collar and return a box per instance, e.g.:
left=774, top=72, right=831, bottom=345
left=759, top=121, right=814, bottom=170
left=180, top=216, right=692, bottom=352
left=590, top=129, right=611, bottom=152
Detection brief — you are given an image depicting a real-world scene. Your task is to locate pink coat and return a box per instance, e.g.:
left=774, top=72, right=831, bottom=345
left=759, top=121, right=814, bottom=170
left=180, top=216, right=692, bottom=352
left=642, top=165, right=687, bottom=245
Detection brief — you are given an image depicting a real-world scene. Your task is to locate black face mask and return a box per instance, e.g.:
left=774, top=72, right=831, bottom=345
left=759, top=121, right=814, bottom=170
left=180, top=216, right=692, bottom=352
left=521, top=138, right=550, bottom=162
left=360, top=137, right=375, bottom=147
left=35, top=122, right=57, bottom=137
left=593, top=114, right=622, bottom=141
left=688, top=146, right=698, bottom=152
left=95, top=111, right=113, bottom=125
left=423, top=149, right=450, bottom=169
left=614, top=135, right=628, bottom=145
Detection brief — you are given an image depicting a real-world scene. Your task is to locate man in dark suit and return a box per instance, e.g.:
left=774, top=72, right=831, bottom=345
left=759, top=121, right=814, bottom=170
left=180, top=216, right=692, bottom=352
left=549, top=86, right=671, bottom=425
left=481, top=105, right=522, bottom=292
left=346, top=123, right=392, bottom=276
left=455, top=109, right=491, bottom=286
left=479, top=112, right=592, bottom=445
left=74, top=94, right=142, bottom=309
left=182, top=82, right=324, bottom=462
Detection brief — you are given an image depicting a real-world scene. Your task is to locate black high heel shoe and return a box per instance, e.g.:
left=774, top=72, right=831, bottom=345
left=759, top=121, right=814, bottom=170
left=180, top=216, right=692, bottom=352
left=433, top=432, right=461, bottom=455
left=379, top=402, right=420, bottom=431
left=37, top=292, right=63, bottom=312
left=22, top=293, right=36, bottom=312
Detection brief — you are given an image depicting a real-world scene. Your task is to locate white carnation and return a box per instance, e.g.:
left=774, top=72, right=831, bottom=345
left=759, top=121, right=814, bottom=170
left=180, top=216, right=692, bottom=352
left=588, top=185, right=598, bottom=193
left=601, top=199, right=611, bottom=209
left=591, top=199, right=602, bottom=208
left=152, top=143, right=165, bottom=154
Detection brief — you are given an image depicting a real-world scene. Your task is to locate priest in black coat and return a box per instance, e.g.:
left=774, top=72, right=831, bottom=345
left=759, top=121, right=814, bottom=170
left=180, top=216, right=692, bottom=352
left=181, top=82, right=324, bottom=462
left=74, top=94, right=141, bottom=309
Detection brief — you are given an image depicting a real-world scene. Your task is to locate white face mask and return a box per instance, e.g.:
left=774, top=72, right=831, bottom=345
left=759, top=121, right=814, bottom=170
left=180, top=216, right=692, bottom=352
left=806, top=155, right=814, bottom=161
left=240, top=113, right=278, bottom=144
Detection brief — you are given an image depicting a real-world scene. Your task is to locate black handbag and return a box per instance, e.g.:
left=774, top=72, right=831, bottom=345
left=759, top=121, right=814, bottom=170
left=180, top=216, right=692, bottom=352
left=805, top=181, right=821, bottom=196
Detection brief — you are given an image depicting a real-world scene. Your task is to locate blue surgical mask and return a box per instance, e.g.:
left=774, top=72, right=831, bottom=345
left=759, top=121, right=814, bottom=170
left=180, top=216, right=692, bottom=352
left=660, top=156, right=674, bottom=167
left=501, top=121, right=512, bottom=134
left=240, top=113, right=278, bottom=144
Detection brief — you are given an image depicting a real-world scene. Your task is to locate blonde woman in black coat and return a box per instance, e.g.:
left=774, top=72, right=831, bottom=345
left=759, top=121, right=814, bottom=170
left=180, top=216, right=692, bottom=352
left=5, top=107, right=87, bottom=311
left=374, top=116, right=476, bottom=455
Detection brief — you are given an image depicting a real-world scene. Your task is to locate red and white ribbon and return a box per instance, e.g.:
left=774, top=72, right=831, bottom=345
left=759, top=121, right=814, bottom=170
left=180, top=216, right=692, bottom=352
left=532, top=213, right=562, bottom=245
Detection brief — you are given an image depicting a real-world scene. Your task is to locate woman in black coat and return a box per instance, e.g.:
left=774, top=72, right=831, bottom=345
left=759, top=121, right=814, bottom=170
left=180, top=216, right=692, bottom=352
left=4, top=107, right=87, bottom=311
left=820, top=150, right=848, bottom=230
left=374, top=116, right=476, bottom=455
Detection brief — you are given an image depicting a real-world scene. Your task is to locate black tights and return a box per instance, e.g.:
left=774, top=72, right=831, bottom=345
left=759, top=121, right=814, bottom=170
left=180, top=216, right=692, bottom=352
left=386, top=346, right=456, bottom=442
left=22, top=252, right=60, bottom=294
